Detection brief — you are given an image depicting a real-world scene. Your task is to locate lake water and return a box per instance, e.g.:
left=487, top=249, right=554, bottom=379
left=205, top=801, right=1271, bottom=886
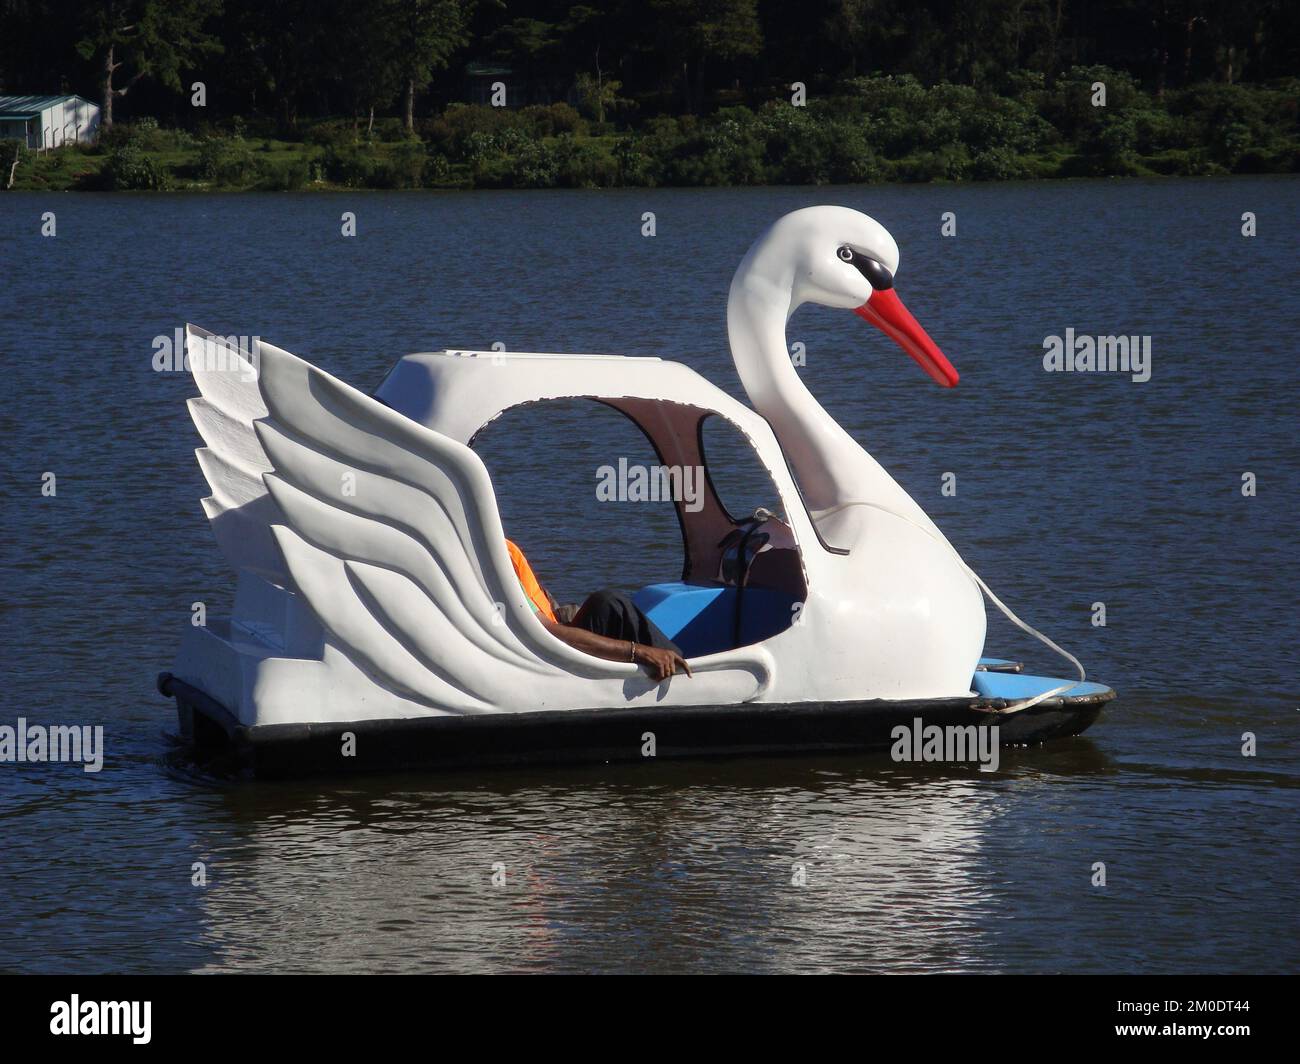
left=1, top=178, right=1297, bottom=973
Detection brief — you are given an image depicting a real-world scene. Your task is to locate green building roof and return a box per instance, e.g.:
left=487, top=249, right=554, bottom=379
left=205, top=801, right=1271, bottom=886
left=0, top=94, right=96, bottom=118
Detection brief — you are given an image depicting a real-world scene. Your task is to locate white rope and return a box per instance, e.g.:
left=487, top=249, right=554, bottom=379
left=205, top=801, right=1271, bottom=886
left=959, top=564, right=1085, bottom=714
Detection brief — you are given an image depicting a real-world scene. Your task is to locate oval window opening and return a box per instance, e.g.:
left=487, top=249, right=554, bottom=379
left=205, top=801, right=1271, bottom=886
left=473, top=401, right=805, bottom=659
left=471, top=398, right=683, bottom=609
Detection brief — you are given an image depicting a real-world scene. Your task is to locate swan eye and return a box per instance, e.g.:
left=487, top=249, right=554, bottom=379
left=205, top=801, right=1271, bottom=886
left=839, top=244, right=893, bottom=289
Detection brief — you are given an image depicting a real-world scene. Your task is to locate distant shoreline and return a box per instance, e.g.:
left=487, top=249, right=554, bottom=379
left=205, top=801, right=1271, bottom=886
left=6, top=82, right=1298, bottom=194
left=9, top=165, right=1297, bottom=195
left=9, top=134, right=1296, bottom=193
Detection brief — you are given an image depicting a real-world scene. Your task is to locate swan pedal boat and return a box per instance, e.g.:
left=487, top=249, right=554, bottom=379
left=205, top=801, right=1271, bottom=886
left=160, top=206, right=1114, bottom=777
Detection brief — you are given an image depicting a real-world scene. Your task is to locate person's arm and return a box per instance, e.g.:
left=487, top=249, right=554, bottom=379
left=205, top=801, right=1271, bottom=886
left=539, top=616, right=691, bottom=682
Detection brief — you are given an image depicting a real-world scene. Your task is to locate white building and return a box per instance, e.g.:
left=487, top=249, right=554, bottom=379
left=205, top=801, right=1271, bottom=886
left=0, top=95, right=101, bottom=149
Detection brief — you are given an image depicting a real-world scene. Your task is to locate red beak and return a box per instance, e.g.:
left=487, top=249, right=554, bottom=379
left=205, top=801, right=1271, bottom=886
left=855, top=289, right=959, bottom=388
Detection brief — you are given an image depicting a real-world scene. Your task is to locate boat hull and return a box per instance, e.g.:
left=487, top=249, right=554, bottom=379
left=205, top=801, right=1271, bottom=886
left=159, top=672, right=1113, bottom=779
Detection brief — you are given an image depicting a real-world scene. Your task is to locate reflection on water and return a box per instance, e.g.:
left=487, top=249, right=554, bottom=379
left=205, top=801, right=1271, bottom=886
left=136, top=730, right=1290, bottom=975
left=183, top=759, right=1004, bottom=974
left=1, top=178, right=1298, bottom=973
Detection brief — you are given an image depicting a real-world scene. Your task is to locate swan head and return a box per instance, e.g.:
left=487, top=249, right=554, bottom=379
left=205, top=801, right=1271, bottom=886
left=737, top=205, right=958, bottom=387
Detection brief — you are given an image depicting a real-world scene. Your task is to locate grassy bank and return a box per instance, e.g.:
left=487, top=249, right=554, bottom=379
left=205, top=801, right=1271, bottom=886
left=7, top=70, right=1298, bottom=192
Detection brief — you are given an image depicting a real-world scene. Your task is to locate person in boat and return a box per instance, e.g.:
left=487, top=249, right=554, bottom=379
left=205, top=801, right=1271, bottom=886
left=506, top=539, right=691, bottom=682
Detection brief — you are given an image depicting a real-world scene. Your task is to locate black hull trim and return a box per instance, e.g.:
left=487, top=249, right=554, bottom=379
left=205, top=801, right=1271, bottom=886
left=158, top=673, right=1112, bottom=779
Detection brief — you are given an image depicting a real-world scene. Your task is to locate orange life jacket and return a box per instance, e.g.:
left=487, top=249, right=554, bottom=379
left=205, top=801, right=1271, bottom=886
left=505, top=539, right=556, bottom=622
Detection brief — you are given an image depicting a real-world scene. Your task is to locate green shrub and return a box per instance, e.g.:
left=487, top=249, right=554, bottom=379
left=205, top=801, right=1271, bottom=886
left=197, top=135, right=256, bottom=185
left=508, top=139, right=559, bottom=187
left=369, top=117, right=407, bottom=142
left=959, top=95, right=1054, bottom=154
left=1233, top=146, right=1291, bottom=173
left=98, top=122, right=142, bottom=150
left=254, top=155, right=313, bottom=190
left=970, top=145, right=1031, bottom=180
left=102, top=144, right=171, bottom=189
left=124, top=121, right=197, bottom=152
left=669, top=108, right=767, bottom=185
left=614, top=135, right=649, bottom=185
left=826, top=128, right=885, bottom=183
left=891, top=145, right=972, bottom=182
left=638, top=116, right=686, bottom=166
left=1170, top=82, right=1299, bottom=169
left=757, top=104, right=821, bottom=181
left=460, top=129, right=497, bottom=170
left=369, top=141, right=426, bottom=188
left=424, top=103, right=520, bottom=152
left=1132, top=110, right=1189, bottom=154
left=305, top=120, right=358, bottom=147
left=320, top=143, right=374, bottom=186
left=555, top=135, right=618, bottom=187
left=521, top=102, right=585, bottom=137
left=1046, top=65, right=1146, bottom=139
left=425, top=152, right=452, bottom=184
left=1139, top=148, right=1225, bottom=176
left=1077, top=113, right=1141, bottom=174
left=1213, top=121, right=1256, bottom=169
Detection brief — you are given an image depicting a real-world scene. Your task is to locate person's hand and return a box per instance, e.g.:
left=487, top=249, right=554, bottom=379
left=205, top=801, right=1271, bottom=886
left=632, top=644, right=692, bottom=682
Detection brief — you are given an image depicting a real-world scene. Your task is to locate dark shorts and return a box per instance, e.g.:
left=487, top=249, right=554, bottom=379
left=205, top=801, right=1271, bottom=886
left=569, top=589, right=683, bottom=655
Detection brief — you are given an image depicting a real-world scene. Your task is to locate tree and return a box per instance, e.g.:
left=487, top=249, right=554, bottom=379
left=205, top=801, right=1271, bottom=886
left=485, top=16, right=560, bottom=96
left=75, top=0, right=222, bottom=128
left=1, top=140, right=27, bottom=189
left=822, top=0, right=874, bottom=79
left=575, top=71, right=629, bottom=123
left=817, top=0, right=910, bottom=80
left=214, top=0, right=331, bottom=128
left=648, top=0, right=763, bottom=112
left=335, top=1, right=406, bottom=135
left=396, top=0, right=473, bottom=133
left=562, top=5, right=636, bottom=124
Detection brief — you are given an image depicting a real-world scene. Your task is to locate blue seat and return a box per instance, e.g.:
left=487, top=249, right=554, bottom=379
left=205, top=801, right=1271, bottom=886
left=632, top=582, right=800, bottom=658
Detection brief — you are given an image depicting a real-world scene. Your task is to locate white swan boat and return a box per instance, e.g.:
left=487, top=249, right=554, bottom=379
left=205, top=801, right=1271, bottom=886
left=159, top=206, right=1114, bottom=776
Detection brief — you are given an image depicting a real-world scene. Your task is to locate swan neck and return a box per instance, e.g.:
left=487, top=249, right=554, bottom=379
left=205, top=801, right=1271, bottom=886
left=727, top=275, right=864, bottom=517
